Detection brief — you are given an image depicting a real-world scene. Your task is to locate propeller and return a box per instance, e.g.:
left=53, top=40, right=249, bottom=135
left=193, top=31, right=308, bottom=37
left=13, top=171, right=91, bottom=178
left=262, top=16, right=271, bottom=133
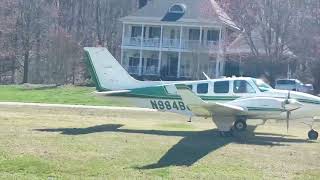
left=285, top=91, right=291, bottom=132
left=283, top=91, right=303, bottom=132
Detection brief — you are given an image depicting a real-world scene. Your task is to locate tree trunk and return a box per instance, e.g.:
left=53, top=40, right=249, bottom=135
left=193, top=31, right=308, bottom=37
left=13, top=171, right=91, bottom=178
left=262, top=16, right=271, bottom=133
left=22, top=51, right=29, bottom=83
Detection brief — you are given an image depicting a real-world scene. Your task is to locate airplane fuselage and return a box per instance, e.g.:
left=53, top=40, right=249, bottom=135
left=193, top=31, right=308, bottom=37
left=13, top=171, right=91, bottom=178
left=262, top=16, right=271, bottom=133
left=100, top=77, right=320, bottom=121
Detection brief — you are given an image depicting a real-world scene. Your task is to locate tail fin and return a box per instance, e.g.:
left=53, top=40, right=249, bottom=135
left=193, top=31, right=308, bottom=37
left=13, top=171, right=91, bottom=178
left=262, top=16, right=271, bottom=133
left=84, top=47, right=140, bottom=91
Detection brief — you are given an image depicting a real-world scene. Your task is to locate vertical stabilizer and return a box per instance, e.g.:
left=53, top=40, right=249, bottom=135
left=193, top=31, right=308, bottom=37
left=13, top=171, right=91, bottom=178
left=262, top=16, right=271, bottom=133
left=84, top=47, right=141, bottom=91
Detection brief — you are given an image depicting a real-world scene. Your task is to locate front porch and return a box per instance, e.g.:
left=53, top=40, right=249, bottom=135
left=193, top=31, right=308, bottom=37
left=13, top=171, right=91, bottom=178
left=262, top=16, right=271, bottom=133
left=122, top=50, right=219, bottom=80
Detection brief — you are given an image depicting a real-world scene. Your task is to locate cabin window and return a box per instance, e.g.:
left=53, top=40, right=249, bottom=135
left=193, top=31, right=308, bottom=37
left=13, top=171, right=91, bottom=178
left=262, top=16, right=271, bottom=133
left=187, top=84, right=193, bottom=90
left=197, top=83, right=208, bottom=94
left=233, top=80, right=256, bottom=93
left=214, top=81, right=229, bottom=93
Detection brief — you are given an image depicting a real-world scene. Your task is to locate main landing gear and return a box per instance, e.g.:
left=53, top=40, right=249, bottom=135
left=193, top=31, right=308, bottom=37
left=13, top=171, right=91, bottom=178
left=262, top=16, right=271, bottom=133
left=233, top=119, right=247, bottom=132
left=218, top=118, right=248, bottom=137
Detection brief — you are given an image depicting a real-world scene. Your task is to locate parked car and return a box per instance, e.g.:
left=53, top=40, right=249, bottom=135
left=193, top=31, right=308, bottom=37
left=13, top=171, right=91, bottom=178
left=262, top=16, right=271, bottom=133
left=275, top=79, right=314, bottom=94
left=302, top=84, right=314, bottom=94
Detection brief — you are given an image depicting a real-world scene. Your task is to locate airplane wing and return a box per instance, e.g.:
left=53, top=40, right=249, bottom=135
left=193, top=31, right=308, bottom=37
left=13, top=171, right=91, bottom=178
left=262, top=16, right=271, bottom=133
left=174, top=84, right=248, bottom=131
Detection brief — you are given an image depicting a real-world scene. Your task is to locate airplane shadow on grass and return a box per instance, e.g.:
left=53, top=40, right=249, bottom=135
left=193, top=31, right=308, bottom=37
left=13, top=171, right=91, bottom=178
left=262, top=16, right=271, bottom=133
left=35, top=124, right=312, bottom=169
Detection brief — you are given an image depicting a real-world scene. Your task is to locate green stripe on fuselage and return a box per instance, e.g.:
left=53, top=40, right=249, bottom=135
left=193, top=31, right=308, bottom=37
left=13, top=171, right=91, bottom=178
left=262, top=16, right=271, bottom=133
left=109, top=85, right=239, bottom=101
left=247, top=107, right=284, bottom=112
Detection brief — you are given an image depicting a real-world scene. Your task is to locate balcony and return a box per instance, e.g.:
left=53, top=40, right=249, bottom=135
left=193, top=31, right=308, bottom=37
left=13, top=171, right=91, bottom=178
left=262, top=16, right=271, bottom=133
left=162, top=39, right=180, bottom=48
left=124, top=37, right=160, bottom=48
left=123, top=37, right=219, bottom=51
left=143, top=38, right=160, bottom=48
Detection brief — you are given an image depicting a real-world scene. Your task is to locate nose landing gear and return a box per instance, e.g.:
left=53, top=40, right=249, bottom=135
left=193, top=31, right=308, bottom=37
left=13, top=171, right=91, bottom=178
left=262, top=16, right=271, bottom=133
left=303, top=121, right=318, bottom=140
left=308, top=129, right=318, bottom=140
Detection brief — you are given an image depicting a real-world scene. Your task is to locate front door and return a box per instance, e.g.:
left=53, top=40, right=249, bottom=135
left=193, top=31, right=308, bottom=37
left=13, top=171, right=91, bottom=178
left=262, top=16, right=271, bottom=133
left=167, top=54, right=178, bottom=77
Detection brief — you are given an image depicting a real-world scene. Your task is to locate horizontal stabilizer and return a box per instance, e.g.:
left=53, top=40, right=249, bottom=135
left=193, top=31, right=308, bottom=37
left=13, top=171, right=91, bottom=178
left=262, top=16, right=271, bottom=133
left=95, top=90, right=131, bottom=96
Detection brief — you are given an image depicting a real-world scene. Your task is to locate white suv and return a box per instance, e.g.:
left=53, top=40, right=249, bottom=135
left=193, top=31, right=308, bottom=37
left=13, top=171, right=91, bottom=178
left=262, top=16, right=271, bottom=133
left=275, top=79, right=304, bottom=92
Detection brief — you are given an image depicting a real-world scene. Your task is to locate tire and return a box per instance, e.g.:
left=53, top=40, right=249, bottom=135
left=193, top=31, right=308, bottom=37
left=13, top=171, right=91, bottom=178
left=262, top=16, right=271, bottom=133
left=234, top=120, right=247, bottom=132
left=308, top=130, right=318, bottom=140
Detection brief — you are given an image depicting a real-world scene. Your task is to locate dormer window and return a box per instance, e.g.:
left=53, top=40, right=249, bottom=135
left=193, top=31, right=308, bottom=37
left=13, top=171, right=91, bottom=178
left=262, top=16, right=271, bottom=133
left=168, top=4, right=186, bottom=14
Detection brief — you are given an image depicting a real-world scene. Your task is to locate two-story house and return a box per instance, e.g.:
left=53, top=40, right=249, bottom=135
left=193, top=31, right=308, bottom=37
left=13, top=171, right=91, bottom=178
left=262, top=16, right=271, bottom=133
left=120, top=0, right=239, bottom=80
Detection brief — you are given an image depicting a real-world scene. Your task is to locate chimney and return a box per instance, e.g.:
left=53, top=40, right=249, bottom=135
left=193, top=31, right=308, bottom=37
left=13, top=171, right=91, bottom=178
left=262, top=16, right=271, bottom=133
left=138, top=0, right=148, bottom=9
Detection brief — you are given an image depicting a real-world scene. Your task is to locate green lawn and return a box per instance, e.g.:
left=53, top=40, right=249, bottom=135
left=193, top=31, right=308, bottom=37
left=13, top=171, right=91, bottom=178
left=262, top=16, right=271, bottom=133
left=0, top=85, right=126, bottom=106
left=0, top=106, right=319, bottom=179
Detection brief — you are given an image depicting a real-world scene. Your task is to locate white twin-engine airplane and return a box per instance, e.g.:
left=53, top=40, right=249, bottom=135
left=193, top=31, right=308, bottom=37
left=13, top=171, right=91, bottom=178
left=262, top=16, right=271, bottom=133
left=84, top=47, right=320, bottom=140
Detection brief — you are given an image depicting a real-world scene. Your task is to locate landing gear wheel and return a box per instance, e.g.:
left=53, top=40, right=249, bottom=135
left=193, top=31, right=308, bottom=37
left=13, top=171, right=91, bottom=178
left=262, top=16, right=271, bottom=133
left=234, top=120, right=247, bottom=132
left=308, top=129, right=318, bottom=140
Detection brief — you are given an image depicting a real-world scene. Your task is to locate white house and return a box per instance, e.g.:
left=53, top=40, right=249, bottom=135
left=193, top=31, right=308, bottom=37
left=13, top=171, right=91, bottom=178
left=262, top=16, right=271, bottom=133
left=120, top=0, right=239, bottom=80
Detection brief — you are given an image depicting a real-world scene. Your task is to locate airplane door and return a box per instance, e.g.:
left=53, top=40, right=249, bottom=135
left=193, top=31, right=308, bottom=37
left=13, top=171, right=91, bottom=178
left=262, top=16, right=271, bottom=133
left=232, top=80, right=256, bottom=97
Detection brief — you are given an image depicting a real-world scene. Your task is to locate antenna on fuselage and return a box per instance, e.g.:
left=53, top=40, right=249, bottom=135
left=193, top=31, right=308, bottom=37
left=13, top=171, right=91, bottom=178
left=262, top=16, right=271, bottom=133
left=202, top=72, right=210, bottom=80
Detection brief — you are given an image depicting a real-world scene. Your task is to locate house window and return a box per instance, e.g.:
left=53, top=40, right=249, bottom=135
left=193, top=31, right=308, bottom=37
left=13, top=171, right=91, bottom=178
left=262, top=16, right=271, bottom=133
left=129, top=57, right=140, bottom=67
left=233, top=80, right=256, bottom=93
left=189, top=29, right=200, bottom=40
left=149, top=27, right=161, bottom=39
left=197, top=83, right=208, bottom=94
left=139, top=0, right=148, bottom=8
left=169, top=4, right=186, bottom=14
left=180, top=59, right=191, bottom=77
left=207, top=30, right=220, bottom=41
left=131, top=26, right=146, bottom=38
left=214, top=81, right=229, bottom=93
left=131, top=26, right=142, bottom=38
left=145, top=58, right=158, bottom=74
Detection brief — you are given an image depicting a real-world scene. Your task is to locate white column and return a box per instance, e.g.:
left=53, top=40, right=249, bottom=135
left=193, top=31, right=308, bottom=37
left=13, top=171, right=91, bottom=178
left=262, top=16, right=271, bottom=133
left=120, top=23, right=126, bottom=65
left=220, top=27, right=225, bottom=76
left=216, top=26, right=223, bottom=78
left=139, top=24, right=145, bottom=76
left=199, top=26, right=203, bottom=46
left=158, top=25, right=163, bottom=74
left=178, top=26, right=183, bottom=78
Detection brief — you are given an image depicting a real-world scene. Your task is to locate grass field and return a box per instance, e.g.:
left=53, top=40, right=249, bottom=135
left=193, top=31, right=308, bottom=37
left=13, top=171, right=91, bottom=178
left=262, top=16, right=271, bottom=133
left=0, top=85, right=126, bottom=106
left=0, top=105, right=319, bottom=179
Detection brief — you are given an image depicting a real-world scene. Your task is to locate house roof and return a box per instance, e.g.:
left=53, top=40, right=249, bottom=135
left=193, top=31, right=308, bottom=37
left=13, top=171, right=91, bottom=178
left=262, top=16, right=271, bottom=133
left=120, top=0, right=239, bottom=30
left=226, top=28, right=295, bottom=57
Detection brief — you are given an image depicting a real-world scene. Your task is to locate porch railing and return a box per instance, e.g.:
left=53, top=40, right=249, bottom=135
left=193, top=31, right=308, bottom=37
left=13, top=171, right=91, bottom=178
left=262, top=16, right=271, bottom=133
left=162, top=39, right=180, bottom=48
left=123, top=37, right=219, bottom=50
left=143, top=38, right=160, bottom=48
left=123, top=37, right=141, bottom=47
left=144, top=66, right=159, bottom=75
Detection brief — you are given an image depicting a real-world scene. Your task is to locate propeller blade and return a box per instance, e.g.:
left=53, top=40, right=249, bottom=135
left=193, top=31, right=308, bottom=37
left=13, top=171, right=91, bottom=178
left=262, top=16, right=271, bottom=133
left=288, top=91, right=291, bottom=99
left=286, top=111, right=290, bottom=133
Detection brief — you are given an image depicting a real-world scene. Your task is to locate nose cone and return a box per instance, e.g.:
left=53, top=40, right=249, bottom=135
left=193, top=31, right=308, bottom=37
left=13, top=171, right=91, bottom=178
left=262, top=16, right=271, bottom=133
left=284, top=99, right=303, bottom=111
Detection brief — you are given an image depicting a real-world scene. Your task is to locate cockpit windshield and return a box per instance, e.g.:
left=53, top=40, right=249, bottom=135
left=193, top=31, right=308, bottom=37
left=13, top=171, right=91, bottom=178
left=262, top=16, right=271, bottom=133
left=252, top=79, right=273, bottom=92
